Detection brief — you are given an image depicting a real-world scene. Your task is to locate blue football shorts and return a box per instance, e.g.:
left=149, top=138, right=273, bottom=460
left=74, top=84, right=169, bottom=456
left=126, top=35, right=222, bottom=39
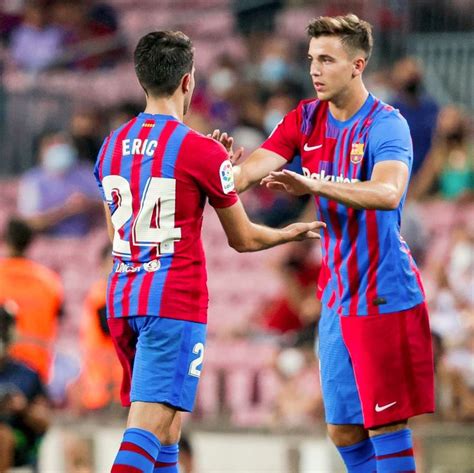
left=108, top=316, right=207, bottom=412
left=316, top=305, right=364, bottom=425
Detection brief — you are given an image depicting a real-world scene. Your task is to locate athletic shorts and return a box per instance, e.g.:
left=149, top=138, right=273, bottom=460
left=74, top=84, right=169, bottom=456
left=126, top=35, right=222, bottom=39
left=317, top=302, right=434, bottom=429
left=108, top=316, right=207, bottom=412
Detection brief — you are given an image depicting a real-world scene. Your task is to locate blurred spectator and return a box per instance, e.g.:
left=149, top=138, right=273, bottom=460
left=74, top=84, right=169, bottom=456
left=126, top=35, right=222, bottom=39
left=71, top=109, right=103, bottom=164
left=17, top=130, right=101, bottom=237
left=50, top=0, right=124, bottom=70
left=233, top=0, right=283, bottom=37
left=270, top=344, right=323, bottom=428
left=391, top=56, right=439, bottom=175
left=0, top=302, right=51, bottom=472
left=108, top=101, right=143, bottom=131
left=67, top=243, right=121, bottom=412
left=257, top=37, right=291, bottom=88
left=9, top=0, right=65, bottom=72
left=444, top=326, right=474, bottom=421
left=411, top=105, right=473, bottom=200
left=253, top=240, right=321, bottom=335
left=0, top=218, right=63, bottom=381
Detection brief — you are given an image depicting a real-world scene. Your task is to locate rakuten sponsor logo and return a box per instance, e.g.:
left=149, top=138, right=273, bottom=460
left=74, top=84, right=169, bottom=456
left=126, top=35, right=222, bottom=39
left=302, top=167, right=359, bottom=183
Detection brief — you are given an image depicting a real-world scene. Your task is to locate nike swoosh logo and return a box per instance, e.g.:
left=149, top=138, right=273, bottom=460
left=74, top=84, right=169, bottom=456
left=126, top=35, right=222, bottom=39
left=303, top=143, right=323, bottom=152
left=375, top=401, right=397, bottom=412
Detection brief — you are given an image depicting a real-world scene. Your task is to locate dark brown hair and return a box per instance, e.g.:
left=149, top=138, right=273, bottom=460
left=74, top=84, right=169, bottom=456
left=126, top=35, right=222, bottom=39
left=134, top=31, right=194, bottom=97
left=307, top=14, right=373, bottom=61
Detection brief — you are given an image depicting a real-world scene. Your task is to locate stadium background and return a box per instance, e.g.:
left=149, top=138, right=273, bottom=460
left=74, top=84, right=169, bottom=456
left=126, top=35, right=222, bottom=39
left=0, top=0, right=473, bottom=471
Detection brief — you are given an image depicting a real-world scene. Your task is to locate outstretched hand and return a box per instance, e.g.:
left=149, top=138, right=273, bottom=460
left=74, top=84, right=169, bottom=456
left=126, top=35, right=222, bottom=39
left=282, top=220, right=326, bottom=241
left=208, top=129, right=244, bottom=164
left=261, top=170, right=317, bottom=196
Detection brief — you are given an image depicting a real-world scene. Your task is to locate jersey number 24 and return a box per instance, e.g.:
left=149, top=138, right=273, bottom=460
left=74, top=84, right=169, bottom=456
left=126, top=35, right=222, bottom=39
left=102, top=175, right=182, bottom=256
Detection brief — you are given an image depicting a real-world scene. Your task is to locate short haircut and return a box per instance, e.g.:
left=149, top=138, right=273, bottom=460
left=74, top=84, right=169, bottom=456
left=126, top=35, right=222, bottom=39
left=4, top=218, right=34, bottom=254
left=307, top=14, right=373, bottom=61
left=134, top=31, right=194, bottom=97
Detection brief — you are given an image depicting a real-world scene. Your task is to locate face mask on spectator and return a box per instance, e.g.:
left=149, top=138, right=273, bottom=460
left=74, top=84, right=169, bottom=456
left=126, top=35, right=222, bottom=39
left=209, top=68, right=237, bottom=96
left=260, top=57, right=289, bottom=84
left=42, top=143, right=77, bottom=173
left=263, top=108, right=284, bottom=135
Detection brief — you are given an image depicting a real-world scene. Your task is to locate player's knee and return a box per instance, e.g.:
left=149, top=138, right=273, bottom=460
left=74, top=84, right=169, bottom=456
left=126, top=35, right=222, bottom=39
left=369, top=421, right=407, bottom=437
left=327, top=424, right=368, bottom=447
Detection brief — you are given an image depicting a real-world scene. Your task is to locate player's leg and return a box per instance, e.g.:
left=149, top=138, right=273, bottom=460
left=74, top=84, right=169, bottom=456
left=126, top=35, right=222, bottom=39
left=340, top=303, right=434, bottom=473
left=317, top=307, right=376, bottom=472
left=108, top=316, right=206, bottom=473
left=369, top=422, right=416, bottom=473
left=153, top=413, right=181, bottom=473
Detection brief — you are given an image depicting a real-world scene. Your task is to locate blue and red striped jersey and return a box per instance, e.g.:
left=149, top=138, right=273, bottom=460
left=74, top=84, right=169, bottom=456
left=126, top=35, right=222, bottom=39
left=94, top=113, right=238, bottom=323
left=262, top=94, right=425, bottom=316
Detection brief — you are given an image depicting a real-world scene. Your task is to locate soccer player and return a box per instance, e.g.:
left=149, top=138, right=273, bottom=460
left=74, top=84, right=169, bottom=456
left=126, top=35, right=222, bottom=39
left=222, top=14, right=434, bottom=473
left=93, top=31, right=325, bottom=473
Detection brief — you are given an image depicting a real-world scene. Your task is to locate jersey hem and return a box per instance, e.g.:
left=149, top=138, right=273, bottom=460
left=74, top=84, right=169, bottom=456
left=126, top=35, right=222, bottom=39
left=107, top=313, right=207, bottom=324
left=339, top=294, right=425, bottom=316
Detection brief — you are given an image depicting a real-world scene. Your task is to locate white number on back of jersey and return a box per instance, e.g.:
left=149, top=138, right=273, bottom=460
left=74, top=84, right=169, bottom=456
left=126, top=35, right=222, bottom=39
left=189, top=342, right=204, bottom=378
left=102, top=175, right=181, bottom=256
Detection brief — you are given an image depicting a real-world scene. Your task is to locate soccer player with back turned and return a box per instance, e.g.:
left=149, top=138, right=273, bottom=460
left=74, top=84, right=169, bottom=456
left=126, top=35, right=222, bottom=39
left=93, top=31, right=325, bottom=473
left=220, top=14, right=434, bottom=473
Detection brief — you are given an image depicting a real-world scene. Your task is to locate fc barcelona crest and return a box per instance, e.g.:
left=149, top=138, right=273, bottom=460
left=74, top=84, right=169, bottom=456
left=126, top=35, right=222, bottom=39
left=350, top=143, right=364, bottom=164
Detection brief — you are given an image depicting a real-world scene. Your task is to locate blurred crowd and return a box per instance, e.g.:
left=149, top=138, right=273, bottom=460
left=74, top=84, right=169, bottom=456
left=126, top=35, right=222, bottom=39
left=0, top=0, right=473, bottom=471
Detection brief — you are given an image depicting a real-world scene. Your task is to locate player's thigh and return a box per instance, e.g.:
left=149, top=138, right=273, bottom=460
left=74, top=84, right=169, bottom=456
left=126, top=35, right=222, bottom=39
left=317, top=307, right=363, bottom=425
left=131, top=316, right=207, bottom=413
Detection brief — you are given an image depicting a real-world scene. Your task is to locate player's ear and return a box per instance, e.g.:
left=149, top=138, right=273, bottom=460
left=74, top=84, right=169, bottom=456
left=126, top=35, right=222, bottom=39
left=181, top=73, right=191, bottom=94
left=352, top=56, right=366, bottom=78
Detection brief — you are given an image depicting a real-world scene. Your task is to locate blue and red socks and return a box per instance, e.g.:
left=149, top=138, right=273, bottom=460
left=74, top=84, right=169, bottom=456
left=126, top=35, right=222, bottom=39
left=336, top=438, right=376, bottom=473
left=112, top=428, right=161, bottom=473
left=153, top=443, right=179, bottom=472
left=371, top=428, right=416, bottom=472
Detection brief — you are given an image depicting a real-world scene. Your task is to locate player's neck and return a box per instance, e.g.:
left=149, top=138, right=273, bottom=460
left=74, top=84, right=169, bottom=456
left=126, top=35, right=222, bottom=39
left=328, top=82, right=369, bottom=122
left=143, top=97, right=184, bottom=122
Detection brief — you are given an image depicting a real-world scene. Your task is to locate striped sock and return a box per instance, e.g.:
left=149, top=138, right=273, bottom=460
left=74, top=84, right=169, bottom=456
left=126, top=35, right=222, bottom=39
left=371, top=428, right=416, bottom=472
left=336, top=438, right=376, bottom=473
left=153, top=443, right=179, bottom=472
left=112, top=428, right=161, bottom=473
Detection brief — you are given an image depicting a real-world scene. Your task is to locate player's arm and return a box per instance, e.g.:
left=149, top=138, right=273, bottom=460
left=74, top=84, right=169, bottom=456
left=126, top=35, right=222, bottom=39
left=103, top=202, right=114, bottom=243
left=210, top=106, right=300, bottom=193
left=263, top=113, right=412, bottom=210
left=215, top=200, right=325, bottom=252
left=262, top=161, right=408, bottom=210
left=233, top=149, right=287, bottom=193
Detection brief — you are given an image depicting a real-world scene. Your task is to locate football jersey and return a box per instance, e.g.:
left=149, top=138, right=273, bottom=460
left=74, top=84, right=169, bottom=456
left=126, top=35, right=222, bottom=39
left=262, top=94, right=425, bottom=316
left=94, top=113, right=238, bottom=324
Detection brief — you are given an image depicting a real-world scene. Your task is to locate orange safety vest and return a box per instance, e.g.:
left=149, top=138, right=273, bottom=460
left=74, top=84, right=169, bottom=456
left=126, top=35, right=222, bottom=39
left=79, top=279, right=121, bottom=410
left=0, top=257, right=63, bottom=381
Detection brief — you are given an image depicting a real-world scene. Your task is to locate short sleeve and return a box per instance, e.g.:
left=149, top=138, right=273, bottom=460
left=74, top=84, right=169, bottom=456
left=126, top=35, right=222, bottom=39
left=188, top=135, right=239, bottom=209
left=261, top=108, right=300, bottom=161
left=370, top=112, right=413, bottom=168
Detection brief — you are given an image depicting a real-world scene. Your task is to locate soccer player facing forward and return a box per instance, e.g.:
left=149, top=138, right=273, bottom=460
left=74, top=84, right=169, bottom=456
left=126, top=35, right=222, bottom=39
left=224, top=14, right=434, bottom=473
left=93, top=31, right=324, bottom=473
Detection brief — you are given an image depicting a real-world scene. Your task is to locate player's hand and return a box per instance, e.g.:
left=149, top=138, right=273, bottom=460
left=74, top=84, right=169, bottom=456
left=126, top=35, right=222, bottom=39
left=261, top=170, right=317, bottom=196
left=282, top=220, right=326, bottom=241
left=208, top=129, right=244, bottom=165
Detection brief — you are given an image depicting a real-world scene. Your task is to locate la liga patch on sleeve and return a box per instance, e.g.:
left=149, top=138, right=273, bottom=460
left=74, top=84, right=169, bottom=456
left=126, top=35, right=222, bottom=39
left=219, top=160, right=235, bottom=194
